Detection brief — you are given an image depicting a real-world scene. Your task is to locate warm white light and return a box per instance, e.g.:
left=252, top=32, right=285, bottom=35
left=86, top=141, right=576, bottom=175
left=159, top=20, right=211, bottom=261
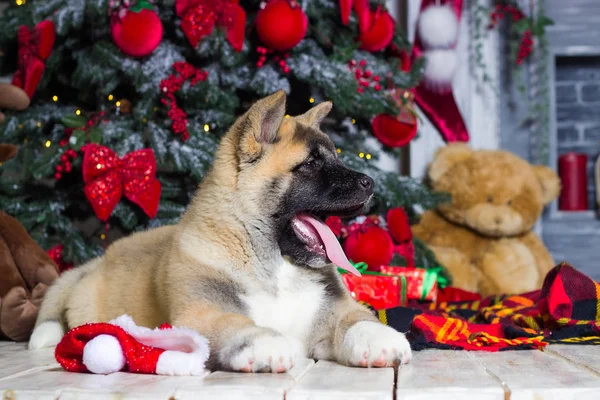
left=75, top=109, right=81, bottom=115
left=45, top=140, right=51, bottom=147
left=203, top=124, right=210, bottom=132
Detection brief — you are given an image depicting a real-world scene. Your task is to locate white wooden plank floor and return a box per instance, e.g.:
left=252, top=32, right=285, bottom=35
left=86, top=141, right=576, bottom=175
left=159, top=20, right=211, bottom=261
left=1, top=342, right=599, bottom=399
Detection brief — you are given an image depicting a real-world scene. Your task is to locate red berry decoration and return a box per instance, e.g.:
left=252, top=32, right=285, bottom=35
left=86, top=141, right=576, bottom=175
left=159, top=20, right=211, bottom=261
left=343, top=225, right=394, bottom=272
left=358, top=9, right=395, bottom=52
left=110, top=1, right=163, bottom=57
left=371, top=114, right=417, bottom=148
left=256, top=0, right=307, bottom=51
left=159, top=62, right=208, bottom=141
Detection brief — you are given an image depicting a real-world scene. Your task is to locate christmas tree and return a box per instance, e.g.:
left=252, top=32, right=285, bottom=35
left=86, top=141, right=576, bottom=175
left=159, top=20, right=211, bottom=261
left=0, top=0, right=448, bottom=270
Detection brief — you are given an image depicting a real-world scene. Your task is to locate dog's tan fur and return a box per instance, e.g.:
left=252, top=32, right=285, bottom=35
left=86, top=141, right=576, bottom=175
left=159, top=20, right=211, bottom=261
left=31, top=91, right=411, bottom=371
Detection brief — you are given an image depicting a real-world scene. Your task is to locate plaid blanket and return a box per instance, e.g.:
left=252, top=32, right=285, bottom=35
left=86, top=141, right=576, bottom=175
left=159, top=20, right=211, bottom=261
left=377, top=263, right=600, bottom=351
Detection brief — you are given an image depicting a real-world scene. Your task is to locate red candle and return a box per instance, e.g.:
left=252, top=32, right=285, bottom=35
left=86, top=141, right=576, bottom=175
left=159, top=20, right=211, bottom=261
left=558, top=153, right=588, bottom=211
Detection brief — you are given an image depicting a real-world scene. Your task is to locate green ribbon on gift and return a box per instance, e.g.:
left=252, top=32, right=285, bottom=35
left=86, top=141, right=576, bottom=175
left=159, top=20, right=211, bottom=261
left=337, top=261, right=368, bottom=275
left=338, top=261, right=448, bottom=303
left=421, top=265, right=446, bottom=301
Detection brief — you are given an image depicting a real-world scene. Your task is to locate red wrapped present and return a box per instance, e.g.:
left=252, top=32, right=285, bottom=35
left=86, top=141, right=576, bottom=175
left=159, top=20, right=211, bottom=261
left=341, top=272, right=406, bottom=310
left=379, top=266, right=438, bottom=302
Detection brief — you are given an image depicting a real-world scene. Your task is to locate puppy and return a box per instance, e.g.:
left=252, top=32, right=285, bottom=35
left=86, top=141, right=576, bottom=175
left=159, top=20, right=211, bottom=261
left=30, top=90, right=412, bottom=372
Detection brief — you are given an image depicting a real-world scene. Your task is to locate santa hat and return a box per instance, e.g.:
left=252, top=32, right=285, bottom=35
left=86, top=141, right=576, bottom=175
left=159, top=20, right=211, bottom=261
left=55, top=315, right=209, bottom=376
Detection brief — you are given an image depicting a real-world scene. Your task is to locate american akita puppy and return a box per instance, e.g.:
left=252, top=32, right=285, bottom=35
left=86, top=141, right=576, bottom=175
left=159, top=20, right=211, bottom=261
left=30, top=90, right=412, bottom=372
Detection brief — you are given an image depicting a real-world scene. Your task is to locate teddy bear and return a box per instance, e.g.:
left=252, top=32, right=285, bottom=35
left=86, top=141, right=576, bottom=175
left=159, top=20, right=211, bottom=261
left=412, top=143, right=561, bottom=296
left=0, top=82, right=60, bottom=341
left=0, top=143, right=60, bottom=342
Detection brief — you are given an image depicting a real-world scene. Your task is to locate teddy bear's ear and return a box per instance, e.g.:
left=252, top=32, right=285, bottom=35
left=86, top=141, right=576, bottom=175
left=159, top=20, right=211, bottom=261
left=531, top=165, right=561, bottom=205
left=428, top=143, right=473, bottom=184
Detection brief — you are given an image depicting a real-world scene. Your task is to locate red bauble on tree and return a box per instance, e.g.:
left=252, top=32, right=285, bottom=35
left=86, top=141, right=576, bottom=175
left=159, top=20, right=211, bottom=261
left=357, top=8, right=395, bottom=52
left=110, top=1, right=163, bottom=57
left=372, top=87, right=418, bottom=148
left=372, top=114, right=417, bottom=148
left=256, top=0, right=307, bottom=51
left=343, top=225, right=394, bottom=272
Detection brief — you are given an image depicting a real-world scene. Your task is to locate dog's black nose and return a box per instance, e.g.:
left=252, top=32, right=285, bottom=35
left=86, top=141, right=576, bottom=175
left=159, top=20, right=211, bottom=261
left=358, top=175, right=374, bottom=193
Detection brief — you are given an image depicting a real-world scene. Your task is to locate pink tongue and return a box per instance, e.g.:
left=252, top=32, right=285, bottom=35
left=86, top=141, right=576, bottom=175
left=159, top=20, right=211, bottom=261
left=297, top=214, right=362, bottom=277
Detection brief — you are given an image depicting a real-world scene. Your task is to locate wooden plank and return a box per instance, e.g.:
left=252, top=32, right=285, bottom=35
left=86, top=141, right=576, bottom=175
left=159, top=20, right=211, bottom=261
left=286, top=360, right=394, bottom=400
left=176, top=358, right=315, bottom=400
left=545, top=345, right=600, bottom=375
left=0, top=357, right=314, bottom=400
left=0, top=367, right=208, bottom=400
left=470, top=350, right=600, bottom=400
left=396, top=350, right=504, bottom=400
left=0, top=342, right=26, bottom=353
left=0, top=347, right=58, bottom=379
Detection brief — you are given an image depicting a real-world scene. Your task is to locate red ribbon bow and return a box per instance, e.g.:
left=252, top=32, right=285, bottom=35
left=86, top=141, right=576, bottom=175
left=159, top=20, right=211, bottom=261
left=339, top=0, right=370, bottom=33
left=82, top=144, right=161, bottom=221
left=175, top=0, right=246, bottom=52
left=11, top=20, right=56, bottom=99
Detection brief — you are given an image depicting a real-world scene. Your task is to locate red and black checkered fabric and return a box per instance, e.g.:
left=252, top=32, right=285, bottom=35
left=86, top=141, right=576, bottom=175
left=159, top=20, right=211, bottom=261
left=377, top=263, right=600, bottom=351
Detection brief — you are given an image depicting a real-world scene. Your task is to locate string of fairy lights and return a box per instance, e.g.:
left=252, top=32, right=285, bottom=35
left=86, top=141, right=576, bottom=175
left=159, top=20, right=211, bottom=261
left=30, top=95, right=372, bottom=159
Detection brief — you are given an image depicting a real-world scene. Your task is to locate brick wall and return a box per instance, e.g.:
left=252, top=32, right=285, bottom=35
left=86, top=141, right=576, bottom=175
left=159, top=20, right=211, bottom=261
left=555, top=56, right=600, bottom=209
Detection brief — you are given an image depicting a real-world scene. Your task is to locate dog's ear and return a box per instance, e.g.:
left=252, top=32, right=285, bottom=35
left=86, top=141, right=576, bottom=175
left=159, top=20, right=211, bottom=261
left=246, top=90, right=287, bottom=145
left=297, top=101, right=332, bottom=128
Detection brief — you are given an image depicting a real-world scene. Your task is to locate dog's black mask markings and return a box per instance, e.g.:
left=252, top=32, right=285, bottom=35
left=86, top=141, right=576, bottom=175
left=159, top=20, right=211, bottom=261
left=274, top=124, right=374, bottom=268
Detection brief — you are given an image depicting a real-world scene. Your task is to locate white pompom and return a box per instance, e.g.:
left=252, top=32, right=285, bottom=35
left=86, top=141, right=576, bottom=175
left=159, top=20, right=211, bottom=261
left=82, top=334, right=126, bottom=375
left=418, top=4, right=459, bottom=49
left=423, top=49, right=458, bottom=94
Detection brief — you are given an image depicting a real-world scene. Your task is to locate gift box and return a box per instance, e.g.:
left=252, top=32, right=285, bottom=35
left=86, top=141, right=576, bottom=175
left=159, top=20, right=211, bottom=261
left=379, top=266, right=438, bottom=303
left=342, top=273, right=405, bottom=310
left=339, top=263, right=445, bottom=309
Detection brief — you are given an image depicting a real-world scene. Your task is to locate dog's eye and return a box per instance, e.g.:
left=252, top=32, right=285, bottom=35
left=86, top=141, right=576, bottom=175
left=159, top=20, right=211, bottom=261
left=487, top=196, right=493, bottom=203
left=507, top=199, right=512, bottom=206
left=301, top=157, right=315, bottom=168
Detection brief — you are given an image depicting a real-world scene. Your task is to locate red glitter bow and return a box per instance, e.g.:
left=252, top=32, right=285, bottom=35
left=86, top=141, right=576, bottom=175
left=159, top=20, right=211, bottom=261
left=175, top=0, right=246, bottom=51
left=82, top=144, right=161, bottom=221
left=339, top=0, right=370, bottom=33
left=11, top=20, right=56, bottom=99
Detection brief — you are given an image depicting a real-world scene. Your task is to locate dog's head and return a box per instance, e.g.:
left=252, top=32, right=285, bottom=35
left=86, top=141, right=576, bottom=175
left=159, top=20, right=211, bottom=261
left=230, top=90, right=373, bottom=269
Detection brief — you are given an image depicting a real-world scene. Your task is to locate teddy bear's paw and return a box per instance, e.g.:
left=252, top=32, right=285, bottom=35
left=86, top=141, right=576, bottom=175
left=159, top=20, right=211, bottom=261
left=223, top=327, right=295, bottom=373
left=340, top=321, right=412, bottom=367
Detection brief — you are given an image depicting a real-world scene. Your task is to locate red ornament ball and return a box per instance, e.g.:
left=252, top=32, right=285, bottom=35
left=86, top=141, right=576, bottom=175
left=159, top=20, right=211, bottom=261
left=358, top=10, right=395, bottom=52
left=343, top=225, right=394, bottom=272
left=256, top=0, right=307, bottom=51
left=371, top=113, right=417, bottom=148
left=111, top=6, right=163, bottom=57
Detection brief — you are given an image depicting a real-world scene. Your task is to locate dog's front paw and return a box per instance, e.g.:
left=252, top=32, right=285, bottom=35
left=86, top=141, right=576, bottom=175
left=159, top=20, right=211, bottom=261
left=340, top=321, right=411, bottom=367
left=222, top=327, right=295, bottom=373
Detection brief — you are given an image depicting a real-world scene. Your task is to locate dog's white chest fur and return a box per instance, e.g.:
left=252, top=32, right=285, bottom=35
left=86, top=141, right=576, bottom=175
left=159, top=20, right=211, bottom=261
left=241, top=259, right=325, bottom=357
